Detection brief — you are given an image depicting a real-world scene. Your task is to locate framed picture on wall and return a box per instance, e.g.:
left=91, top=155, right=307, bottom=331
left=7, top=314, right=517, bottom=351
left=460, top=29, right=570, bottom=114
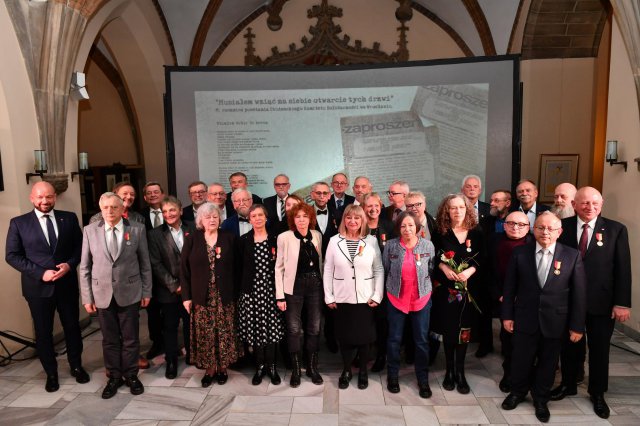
left=121, top=173, right=131, bottom=183
left=106, top=174, right=117, bottom=192
left=538, top=154, right=579, bottom=203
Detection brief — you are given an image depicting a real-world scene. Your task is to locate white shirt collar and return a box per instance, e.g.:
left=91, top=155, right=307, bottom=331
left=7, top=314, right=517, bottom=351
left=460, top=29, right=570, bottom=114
left=34, top=209, right=55, bottom=219
left=105, top=219, right=124, bottom=232
left=576, top=216, right=597, bottom=230
left=535, top=241, right=556, bottom=255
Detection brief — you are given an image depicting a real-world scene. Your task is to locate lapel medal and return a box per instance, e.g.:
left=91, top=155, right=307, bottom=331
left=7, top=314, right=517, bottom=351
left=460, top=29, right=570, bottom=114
left=415, top=252, right=421, bottom=266
left=553, top=260, right=561, bottom=275
left=124, top=232, right=131, bottom=246
left=381, top=234, right=386, bottom=246
left=215, top=246, right=221, bottom=259
left=465, top=239, right=472, bottom=253
left=596, top=232, right=603, bottom=246
left=358, top=245, right=364, bottom=257
left=271, top=246, right=276, bottom=261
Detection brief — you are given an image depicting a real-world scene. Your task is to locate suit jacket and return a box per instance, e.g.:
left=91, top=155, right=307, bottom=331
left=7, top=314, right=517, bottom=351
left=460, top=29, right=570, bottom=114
left=79, top=220, right=152, bottom=309
left=509, top=201, right=551, bottom=215
left=148, top=222, right=193, bottom=304
left=179, top=205, right=196, bottom=225
left=323, top=234, right=384, bottom=304
left=275, top=230, right=323, bottom=299
left=90, top=210, right=145, bottom=226
left=381, top=205, right=402, bottom=223
left=328, top=194, right=355, bottom=225
left=477, top=201, right=491, bottom=223
left=141, top=206, right=164, bottom=231
left=314, top=207, right=339, bottom=256
left=502, top=242, right=587, bottom=339
left=180, top=229, right=237, bottom=306
left=238, top=230, right=278, bottom=294
left=6, top=210, right=82, bottom=299
left=220, top=214, right=249, bottom=237
left=225, top=193, right=262, bottom=216
left=559, top=215, right=632, bottom=314
left=263, top=194, right=288, bottom=233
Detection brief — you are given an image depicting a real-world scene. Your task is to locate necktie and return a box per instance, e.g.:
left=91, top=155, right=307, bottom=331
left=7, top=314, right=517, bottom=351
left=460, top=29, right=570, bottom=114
left=109, top=227, right=119, bottom=260
left=280, top=198, right=286, bottom=221
left=393, top=208, right=402, bottom=220
left=337, top=199, right=343, bottom=209
left=239, top=216, right=249, bottom=223
left=537, top=249, right=550, bottom=288
left=153, top=210, right=161, bottom=228
left=43, top=214, right=57, bottom=253
left=579, top=223, right=589, bottom=258
left=316, top=210, right=327, bottom=216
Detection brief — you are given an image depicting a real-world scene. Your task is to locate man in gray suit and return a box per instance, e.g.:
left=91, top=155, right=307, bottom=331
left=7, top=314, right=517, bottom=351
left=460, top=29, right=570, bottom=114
left=79, top=192, right=152, bottom=399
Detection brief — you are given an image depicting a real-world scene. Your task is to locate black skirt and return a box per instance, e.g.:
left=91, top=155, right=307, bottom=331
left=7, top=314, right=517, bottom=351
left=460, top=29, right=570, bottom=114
left=334, top=303, right=376, bottom=346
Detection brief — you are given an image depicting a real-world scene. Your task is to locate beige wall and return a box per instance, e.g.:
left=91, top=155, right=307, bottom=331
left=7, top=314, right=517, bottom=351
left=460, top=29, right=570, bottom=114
left=603, top=20, right=640, bottom=333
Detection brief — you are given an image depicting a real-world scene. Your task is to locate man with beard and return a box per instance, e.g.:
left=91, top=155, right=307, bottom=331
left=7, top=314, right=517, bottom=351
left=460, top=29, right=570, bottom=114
left=225, top=172, right=263, bottom=216
left=550, top=183, right=576, bottom=219
left=180, top=181, right=208, bottom=224
left=221, top=188, right=254, bottom=237
left=264, top=174, right=291, bottom=234
left=352, top=176, right=373, bottom=206
left=487, top=190, right=512, bottom=233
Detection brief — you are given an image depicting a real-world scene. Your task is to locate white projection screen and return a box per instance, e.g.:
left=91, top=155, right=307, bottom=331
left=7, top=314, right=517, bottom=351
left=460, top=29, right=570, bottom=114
left=165, top=56, right=520, bottom=204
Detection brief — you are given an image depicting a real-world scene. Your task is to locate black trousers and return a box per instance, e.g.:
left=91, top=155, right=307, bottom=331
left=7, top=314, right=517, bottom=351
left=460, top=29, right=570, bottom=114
left=160, top=301, right=190, bottom=361
left=146, top=296, right=163, bottom=347
left=97, top=298, right=140, bottom=379
left=510, top=330, right=562, bottom=403
left=284, top=272, right=323, bottom=353
left=560, top=313, right=615, bottom=395
left=26, top=290, right=83, bottom=375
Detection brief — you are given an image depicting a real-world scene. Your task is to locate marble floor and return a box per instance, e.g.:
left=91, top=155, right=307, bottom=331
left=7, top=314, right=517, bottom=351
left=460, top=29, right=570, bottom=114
left=1, top=316, right=640, bottom=425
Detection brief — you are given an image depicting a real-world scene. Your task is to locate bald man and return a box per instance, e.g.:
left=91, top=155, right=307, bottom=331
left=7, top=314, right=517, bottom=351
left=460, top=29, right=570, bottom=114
left=550, top=187, right=632, bottom=419
left=550, top=183, right=577, bottom=219
left=6, top=182, right=88, bottom=392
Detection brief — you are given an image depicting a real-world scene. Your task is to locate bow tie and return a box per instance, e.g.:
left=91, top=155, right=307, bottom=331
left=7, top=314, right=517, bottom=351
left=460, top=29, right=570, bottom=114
left=238, top=217, right=249, bottom=223
left=316, top=210, right=327, bottom=216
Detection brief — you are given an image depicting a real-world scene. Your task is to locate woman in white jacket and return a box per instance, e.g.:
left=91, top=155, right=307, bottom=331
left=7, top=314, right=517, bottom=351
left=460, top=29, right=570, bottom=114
left=323, top=204, right=384, bottom=390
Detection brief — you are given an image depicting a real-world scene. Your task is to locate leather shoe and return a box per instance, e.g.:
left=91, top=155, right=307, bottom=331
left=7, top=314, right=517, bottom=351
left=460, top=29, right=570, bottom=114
left=498, top=375, right=511, bottom=393
left=216, top=371, right=228, bottom=385
left=590, top=394, right=610, bottom=419
left=419, top=382, right=432, bottom=399
left=338, top=369, right=352, bottom=389
left=357, top=370, right=368, bottom=390
left=534, top=401, right=550, bottom=423
left=137, top=356, right=150, bottom=370
left=475, top=345, right=493, bottom=358
left=455, top=372, right=470, bottom=394
left=101, top=377, right=123, bottom=399
left=371, top=356, right=385, bottom=372
left=165, top=359, right=178, bottom=380
left=45, top=373, right=59, bottom=392
left=146, top=343, right=164, bottom=360
left=549, top=384, right=577, bottom=401
left=125, top=375, right=144, bottom=395
left=201, top=373, right=214, bottom=388
left=442, top=369, right=455, bottom=391
left=70, top=366, right=90, bottom=384
left=501, top=393, right=525, bottom=410
left=387, top=376, right=400, bottom=393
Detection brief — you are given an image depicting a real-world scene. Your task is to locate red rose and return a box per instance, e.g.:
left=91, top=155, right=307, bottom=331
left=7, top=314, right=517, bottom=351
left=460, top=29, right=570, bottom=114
left=444, top=251, right=455, bottom=259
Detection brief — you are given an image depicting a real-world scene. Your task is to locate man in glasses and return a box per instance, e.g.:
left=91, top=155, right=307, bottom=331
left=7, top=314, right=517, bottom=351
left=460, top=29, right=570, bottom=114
left=207, top=182, right=232, bottom=222
left=221, top=188, right=254, bottom=237
left=501, top=211, right=586, bottom=423
left=487, top=211, right=532, bottom=393
left=225, top=172, right=263, bottom=216
left=264, top=174, right=291, bottom=233
left=405, top=191, right=436, bottom=240
left=181, top=181, right=208, bottom=224
left=328, top=173, right=354, bottom=225
left=310, top=181, right=338, bottom=256
left=487, top=190, right=512, bottom=233
left=383, top=180, right=410, bottom=222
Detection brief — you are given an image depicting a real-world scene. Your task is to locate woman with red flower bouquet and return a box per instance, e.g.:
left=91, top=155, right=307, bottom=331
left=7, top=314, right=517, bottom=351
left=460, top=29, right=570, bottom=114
left=431, top=194, right=485, bottom=395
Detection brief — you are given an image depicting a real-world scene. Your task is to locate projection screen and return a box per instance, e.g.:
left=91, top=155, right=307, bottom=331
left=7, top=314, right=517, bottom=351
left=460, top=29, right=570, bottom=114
left=166, top=56, right=520, bottom=204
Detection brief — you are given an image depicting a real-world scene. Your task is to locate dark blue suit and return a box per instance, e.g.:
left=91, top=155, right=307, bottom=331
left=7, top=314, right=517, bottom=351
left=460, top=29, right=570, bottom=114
left=5, top=210, right=84, bottom=374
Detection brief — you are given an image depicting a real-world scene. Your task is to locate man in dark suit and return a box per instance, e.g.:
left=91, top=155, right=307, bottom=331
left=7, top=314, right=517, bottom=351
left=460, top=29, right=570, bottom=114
left=263, top=174, right=291, bottom=233
left=142, top=181, right=165, bottom=230
left=382, top=180, right=409, bottom=222
left=352, top=176, right=373, bottom=206
left=148, top=196, right=191, bottom=379
left=224, top=172, right=262, bottom=215
left=207, top=182, right=233, bottom=222
left=328, top=173, right=354, bottom=225
left=484, top=189, right=512, bottom=234
left=79, top=192, right=152, bottom=399
left=510, top=179, right=550, bottom=232
left=5, top=182, right=89, bottom=392
left=461, top=175, right=490, bottom=223
left=501, top=211, right=586, bottom=423
left=221, top=188, right=254, bottom=237
left=550, top=186, right=632, bottom=419
left=310, top=182, right=338, bottom=256
left=180, top=181, right=207, bottom=223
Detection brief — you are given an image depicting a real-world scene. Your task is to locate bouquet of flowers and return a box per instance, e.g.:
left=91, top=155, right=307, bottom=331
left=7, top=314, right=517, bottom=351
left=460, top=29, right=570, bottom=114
left=440, top=250, right=481, bottom=312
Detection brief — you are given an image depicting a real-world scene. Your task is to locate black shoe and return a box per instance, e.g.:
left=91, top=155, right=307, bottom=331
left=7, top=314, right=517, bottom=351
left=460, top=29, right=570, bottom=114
left=306, top=352, right=323, bottom=385
left=371, top=356, right=385, bottom=372
left=101, top=377, right=123, bottom=399
left=70, top=366, right=90, bottom=384
left=475, top=345, right=493, bottom=358
left=326, top=339, right=338, bottom=354
left=201, top=373, right=214, bottom=388
left=216, top=371, right=228, bottom=385
left=442, top=369, right=455, bottom=391
left=576, top=365, right=585, bottom=385
left=534, top=401, right=550, bottom=423
left=125, top=375, right=144, bottom=395
left=455, top=371, right=470, bottom=394
left=338, top=369, right=352, bottom=389
left=267, top=364, right=281, bottom=385
left=357, top=370, right=368, bottom=390
left=549, top=384, right=577, bottom=401
left=590, top=394, right=610, bottom=419
left=252, top=364, right=266, bottom=386
left=498, top=375, right=511, bottom=393
left=387, top=376, right=400, bottom=393
left=165, top=359, right=178, bottom=380
left=45, top=373, right=59, bottom=392
left=419, top=382, right=432, bottom=399
left=290, top=352, right=302, bottom=388
left=146, top=344, right=164, bottom=360
left=501, top=393, right=525, bottom=410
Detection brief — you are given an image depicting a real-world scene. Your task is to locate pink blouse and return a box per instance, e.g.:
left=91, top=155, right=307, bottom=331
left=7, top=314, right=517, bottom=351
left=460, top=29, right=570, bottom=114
left=387, top=241, right=431, bottom=314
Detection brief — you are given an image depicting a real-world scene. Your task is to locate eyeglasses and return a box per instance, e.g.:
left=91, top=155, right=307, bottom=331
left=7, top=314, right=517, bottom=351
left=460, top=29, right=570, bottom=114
left=235, top=198, right=252, bottom=204
left=313, top=191, right=331, bottom=196
left=274, top=183, right=290, bottom=187
left=505, top=221, right=529, bottom=228
left=208, top=192, right=226, bottom=196
left=534, top=226, right=560, bottom=233
left=190, top=190, right=206, bottom=195
left=387, top=191, right=405, bottom=197
left=332, top=181, right=348, bottom=186
left=405, top=202, right=423, bottom=209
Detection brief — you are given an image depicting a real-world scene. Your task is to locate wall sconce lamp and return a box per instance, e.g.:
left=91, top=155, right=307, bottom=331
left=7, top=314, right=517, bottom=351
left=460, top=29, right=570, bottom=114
left=71, top=152, right=89, bottom=181
left=70, top=71, right=90, bottom=101
left=634, top=157, right=640, bottom=172
left=26, top=150, right=47, bottom=184
left=606, top=140, right=628, bottom=172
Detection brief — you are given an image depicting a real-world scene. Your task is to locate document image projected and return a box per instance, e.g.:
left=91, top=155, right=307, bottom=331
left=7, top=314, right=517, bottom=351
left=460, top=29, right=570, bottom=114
left=194, top=84, right=488, bottom=200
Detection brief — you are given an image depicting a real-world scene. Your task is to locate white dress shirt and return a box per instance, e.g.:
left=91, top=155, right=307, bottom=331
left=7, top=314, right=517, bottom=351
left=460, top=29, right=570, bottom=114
left=34, top=209, right=58, bottom=245
left=316, top=207, right=329, bottom=233
left=170, top=224, right=184, bottom=252
left=576, top=216, right=597, bottom=246
left=105, top=219, right=125, bottom=254
left=149, top=208, right=164, bottom=227
left=519, top=202, right=538, bottom=231
left=535, top=241, right=556, bottom=286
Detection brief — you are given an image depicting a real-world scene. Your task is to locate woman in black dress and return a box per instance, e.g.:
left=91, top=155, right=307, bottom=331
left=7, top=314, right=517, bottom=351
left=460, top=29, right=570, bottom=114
left=238, top=204, right=285, bottom=385
left=431, top=194, right=484, bottom=394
